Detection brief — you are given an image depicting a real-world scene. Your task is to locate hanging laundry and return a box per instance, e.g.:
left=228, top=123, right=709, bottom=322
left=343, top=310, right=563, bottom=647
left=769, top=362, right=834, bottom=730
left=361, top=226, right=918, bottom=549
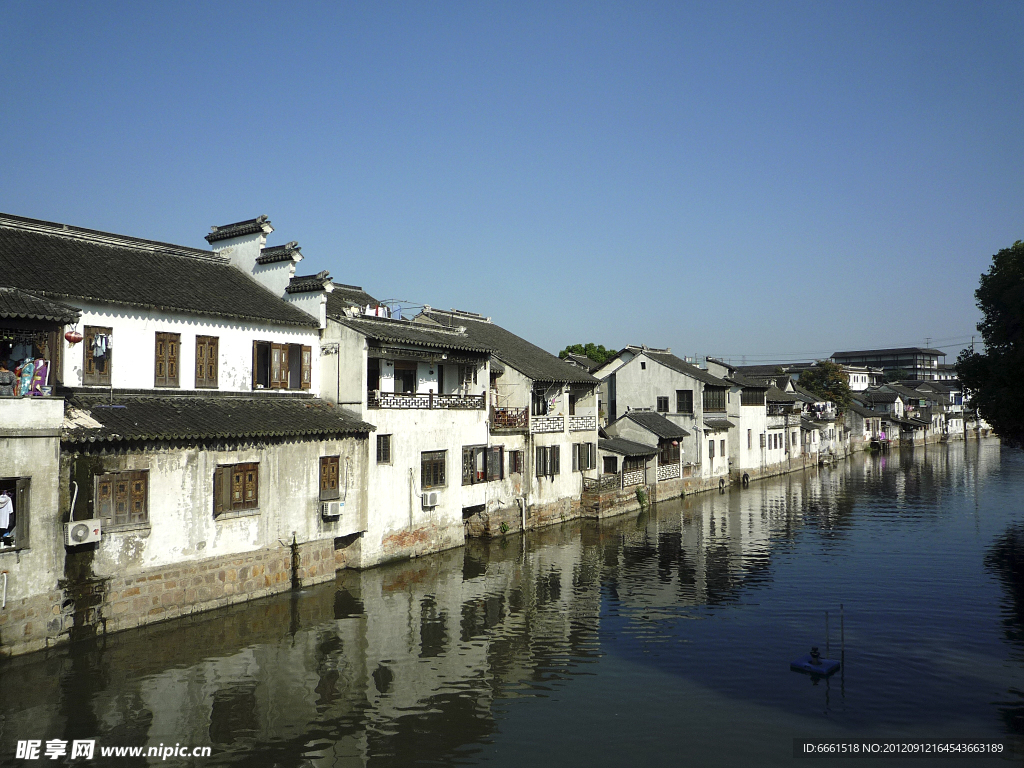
left=30, top=359, right=48, bottom=395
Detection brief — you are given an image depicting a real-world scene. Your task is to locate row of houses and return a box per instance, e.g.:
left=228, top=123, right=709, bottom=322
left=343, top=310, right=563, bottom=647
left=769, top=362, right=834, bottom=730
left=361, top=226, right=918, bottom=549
left=0, top=211, right=991, bottom=657
left=0, top=212, right=610, bottom=656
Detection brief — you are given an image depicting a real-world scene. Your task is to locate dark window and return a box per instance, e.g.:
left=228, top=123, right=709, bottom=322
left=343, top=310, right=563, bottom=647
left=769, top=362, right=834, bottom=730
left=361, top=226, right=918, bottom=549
left=760, top=433, right=766, bottom=448
left=463, top=446, right=486, bottom=485
left=603, top=455, right=618, bottom=474
left=741, top=389, right=764, bottom=406
left=213, top=463, right=259, bottom=516
left=624, top=456, right=646, bottom=472
left=320, top=456, right=340, bottom=500
left=95, top=470, right=149, bottom=528
left=252, top=341, right=311, bottom=390
left=708, top=440, right=715, bottom=458
left=0, top=477, right=29, bottom=549
left=656, top=396, right=669, bottom=413
left=703, top=387, right=726, bottom=412
left=421, top=451, right=446, bottom=489
left=640, top=361, right=646, bottom=370
left=509, top=450, right=524, bottom=475
left=154, top=332, right=180, bottom=387
left=747, top=429, right=752, bottom=449
left=377, top=434, right=392, bottom=464
left=486, top=446, right=504, bottom=481
left=531, top=386, right=549, bottom=416
left=569, top=393, right=577, bottom=416
left=572, top=443, right=597, bottom=471
left=395, top=362, right=417, bottom=394
left=676, top=390, right=693, bottom=414
left=195, top=336, right=219, bottom=389
left=720, top=439, right=725, bottom=457
left=83, top=326, right=112, bottom=386
left=658, top=440, right=679, bottom=465
left=535, top=446, right=560, bottom=477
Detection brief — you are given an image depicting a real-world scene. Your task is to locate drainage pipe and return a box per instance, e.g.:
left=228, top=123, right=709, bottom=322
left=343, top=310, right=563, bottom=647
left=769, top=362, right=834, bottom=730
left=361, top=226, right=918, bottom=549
left=1, top=571, right=7, bottom=610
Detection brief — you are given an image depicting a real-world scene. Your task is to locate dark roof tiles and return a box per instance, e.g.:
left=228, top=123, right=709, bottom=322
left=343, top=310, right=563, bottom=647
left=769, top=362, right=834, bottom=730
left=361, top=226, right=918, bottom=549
left=0, top=215, right=317, bottom=327
left=0, top=287, right=81, bottom=324
left=205, top=216, right=272, bottom=243
left=337, top=315, right=491, bottom=353
left=619, top=410, right=690, bottom=439
left=599, top=437, right=658, bottom=457
left=63, top=393, right=373, bottom=443
left=418, top=309, right=597, bottom=385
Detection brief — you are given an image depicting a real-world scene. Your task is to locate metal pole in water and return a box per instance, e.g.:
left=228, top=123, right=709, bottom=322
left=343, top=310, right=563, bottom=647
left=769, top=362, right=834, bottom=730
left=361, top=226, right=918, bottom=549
left=841, top=603, right=845, bottom=657
left=825, top=611, right=830, bottom=657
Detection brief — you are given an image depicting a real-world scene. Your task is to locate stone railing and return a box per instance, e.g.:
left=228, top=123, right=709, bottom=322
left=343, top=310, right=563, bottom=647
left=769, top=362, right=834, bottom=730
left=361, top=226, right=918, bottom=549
left=368, top=391, right=485, bottom=410
left=623, top=468, right=645, bottom=487
left=583, top=473, right=621, bottom=493
left=766, top=414, right=790, bottom=429
left=491, top=406, right=528, bottom=430
left=657, top=463, right=680, bottom=481
left=530, top=415, right=564, bottom=433
left=568, top=415, right=597, bottom=432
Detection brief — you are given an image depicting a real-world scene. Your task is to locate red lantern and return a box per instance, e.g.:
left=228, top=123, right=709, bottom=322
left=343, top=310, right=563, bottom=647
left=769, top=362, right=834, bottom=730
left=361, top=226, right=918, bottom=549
left=65, top=330, right=83, bottom=345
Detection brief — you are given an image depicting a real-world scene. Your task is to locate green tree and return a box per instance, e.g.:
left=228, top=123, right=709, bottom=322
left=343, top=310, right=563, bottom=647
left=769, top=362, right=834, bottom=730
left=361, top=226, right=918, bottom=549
left=799, top=360, right=854, bottom=417
left=558, top=343, right=617, bottom=365
left=956, top=240, right=1024, bottom=446
left=883, top=368, right=911, bottom=383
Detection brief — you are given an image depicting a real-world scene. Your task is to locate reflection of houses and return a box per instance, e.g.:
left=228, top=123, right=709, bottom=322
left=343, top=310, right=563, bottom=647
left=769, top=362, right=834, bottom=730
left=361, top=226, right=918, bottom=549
left=0, top=213, right=373, bottom=657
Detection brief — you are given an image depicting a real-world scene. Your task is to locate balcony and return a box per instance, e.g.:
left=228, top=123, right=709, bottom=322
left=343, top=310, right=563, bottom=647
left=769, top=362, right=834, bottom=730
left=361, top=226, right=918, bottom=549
left=368, top=391, right=485, bottom=410
left=491, top=406, right=528, bottom=431
left=0, top=396, right=65, bottom=435
left=767, top=414, right=791, bottom=429
left=568, top=414, right=597, bottom=432
left=530, top=415, right=564, bottom=434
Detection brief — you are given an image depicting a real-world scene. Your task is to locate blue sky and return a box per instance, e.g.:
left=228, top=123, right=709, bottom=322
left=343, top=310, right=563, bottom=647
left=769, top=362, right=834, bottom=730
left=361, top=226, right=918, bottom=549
left=2, top=1, right=1021, bottom=363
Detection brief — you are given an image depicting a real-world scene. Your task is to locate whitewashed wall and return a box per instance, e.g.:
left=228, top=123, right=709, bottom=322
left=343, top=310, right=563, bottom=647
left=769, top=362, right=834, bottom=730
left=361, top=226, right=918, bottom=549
left=63, top=301, right=320, bottom=394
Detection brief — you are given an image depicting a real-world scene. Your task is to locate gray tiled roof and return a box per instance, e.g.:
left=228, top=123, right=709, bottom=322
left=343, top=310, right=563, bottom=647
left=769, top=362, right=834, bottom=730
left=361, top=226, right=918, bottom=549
left=0, top=214, right=317, bottom=327
left=766, top=386, right=799, bottom=403
left=728, top=372, right=769, bottom=389
left=641, top=350, right=731, bottom=388
left=703, top=418, right=735, bottom=431
left=619, top=410, right=690, bottom=439
left=419, top=309, right=597, bottom=385
left=337, top=315, right=491, bottom=353
left=0, top=287, right=81, bottom=324
left=325, top=283, right=381, bottom=318
left=205, top=215, right=271, bottom=243
left=256, top=241, right=300, bottom=264
left=599, top=437, right=657, bottom=457
left=286, top=270, right=331, bottom=294
left=847, top=402, right=879, bottom=419
left=564, top=353, right=603, bottom=372
left=833, top=347, right=945, bottom=358
left=63, top=393, right=373, bottom=444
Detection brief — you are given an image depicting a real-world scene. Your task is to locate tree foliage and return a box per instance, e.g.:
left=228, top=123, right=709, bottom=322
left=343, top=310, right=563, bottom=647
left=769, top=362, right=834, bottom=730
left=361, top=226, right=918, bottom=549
left=956, top=240, right=1024, bottom=447
left=799, top=360, right=854, bottom=416
left=559, top=343, right=617, bottom=365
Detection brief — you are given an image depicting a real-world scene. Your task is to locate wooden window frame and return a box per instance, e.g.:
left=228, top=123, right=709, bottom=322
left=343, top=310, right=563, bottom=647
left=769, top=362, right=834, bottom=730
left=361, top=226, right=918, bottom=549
left=656, top=396, right=669, bottom=413
left=658, top=440, right=679, bottom=466
left=83, top=326, right=113, bottom=386
left=213, top=463, right=259, bottom=517
left=95, top=470, right=149, bottom=529
left=708, top=440, right=715, bottom=459
left=320, top=455, right=340, bottom=501
left=462, top=445, right=486, bottom=485
left=154, top=332, right=180, bottom=388
left=377, top=434, right=392, bottom=464
left=676, top=390, right=693, bottom=414
left=509, top=450, right=524, bottom=475
left=421, top=451, right=446, bottom=489
left=195, top=335, right=219, bottom=389
left=252, top=341, right=312, bottom=391
left=0, top=477, right=31, bottom=550
left=535, top=445, right=560, bottom=478
left=702, top=387, right=726, bottom=413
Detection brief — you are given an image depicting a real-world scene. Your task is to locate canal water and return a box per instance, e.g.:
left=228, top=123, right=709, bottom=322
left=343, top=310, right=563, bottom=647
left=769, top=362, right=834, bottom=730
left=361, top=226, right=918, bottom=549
left=1, top=441, right=1021, bottom=767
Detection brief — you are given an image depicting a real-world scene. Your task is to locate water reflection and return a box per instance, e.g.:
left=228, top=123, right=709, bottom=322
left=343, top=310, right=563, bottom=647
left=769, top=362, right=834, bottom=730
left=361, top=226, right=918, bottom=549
left=0, top=442, right=1016, bottom=767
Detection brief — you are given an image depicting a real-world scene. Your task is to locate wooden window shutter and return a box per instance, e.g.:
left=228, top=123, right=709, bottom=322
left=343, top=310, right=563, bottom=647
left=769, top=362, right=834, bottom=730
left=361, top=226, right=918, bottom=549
left=129, top=471, right=148, bottom=524
left=487, top=446, right=502, bottom=481
left=244, top=464, right=258, bottom=506
left=14, top=478, right=29, bottom=547
left=167, top=335, right=179, bottom=386
left=155, top=334, right=166, bottom=386
left=271, top=345, right=284, bottom=389
left=535, top=447, right=545, bottom=477
left=252, top=342, right=259, bottom=389
left=552, top=446, right=560, bottom=476
left=301, top=346, right=312, bottom=390
left=231, top=466, right=245, bottom=509
left=572, top=444, right=579, bottom=472
left=195, top=338, right=206, bottom=387
left=84, top=327, right=97, bottom=379
left=95, top=475, right=113, bottom=526
left=207, top=337, right=218, bottom=387
left=114, top=475, right=130, bottom=526
left=213, top=467, right=226, bottom=516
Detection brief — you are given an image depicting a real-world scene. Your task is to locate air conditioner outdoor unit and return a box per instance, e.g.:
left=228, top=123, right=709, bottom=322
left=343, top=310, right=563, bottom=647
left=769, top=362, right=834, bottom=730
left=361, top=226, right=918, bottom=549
left=321, top=500, right=344, bottom=519
left=422, top=491, right=440, bottom=508
left=64, top=519, right=102, bottom=547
